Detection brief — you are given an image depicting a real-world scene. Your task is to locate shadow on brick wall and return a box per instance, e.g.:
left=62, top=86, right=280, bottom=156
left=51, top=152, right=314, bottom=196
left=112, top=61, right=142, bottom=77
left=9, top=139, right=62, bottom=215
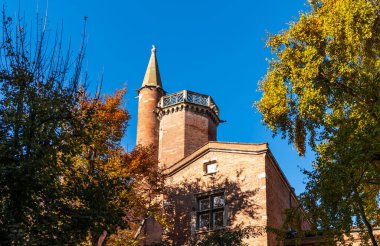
left=161, top=169, right=263, bottom=245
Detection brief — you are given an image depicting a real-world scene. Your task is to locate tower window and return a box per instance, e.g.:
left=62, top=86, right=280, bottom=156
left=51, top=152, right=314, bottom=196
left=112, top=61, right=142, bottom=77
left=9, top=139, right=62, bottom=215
left=196, top=190, right=226, bottom=230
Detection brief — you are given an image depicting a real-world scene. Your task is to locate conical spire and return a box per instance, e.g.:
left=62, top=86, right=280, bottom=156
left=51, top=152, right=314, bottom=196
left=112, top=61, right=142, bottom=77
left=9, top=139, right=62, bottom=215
left=141, top=45, right=162, bottom=88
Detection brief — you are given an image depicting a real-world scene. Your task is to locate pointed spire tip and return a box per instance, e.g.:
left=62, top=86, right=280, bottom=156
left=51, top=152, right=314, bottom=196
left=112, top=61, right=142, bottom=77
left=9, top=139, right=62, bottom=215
left=141, top=45, right=162, bottom=89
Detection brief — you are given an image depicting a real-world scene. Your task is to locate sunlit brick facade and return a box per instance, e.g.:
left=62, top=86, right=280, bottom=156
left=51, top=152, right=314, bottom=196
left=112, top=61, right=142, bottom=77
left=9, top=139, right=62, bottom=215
left=136, top=46, right=309, bottom=245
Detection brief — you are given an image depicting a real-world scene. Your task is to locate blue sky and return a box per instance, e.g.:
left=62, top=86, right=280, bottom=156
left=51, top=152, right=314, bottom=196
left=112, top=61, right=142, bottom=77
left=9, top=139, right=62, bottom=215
left=2, top=0, right=315, bottom=194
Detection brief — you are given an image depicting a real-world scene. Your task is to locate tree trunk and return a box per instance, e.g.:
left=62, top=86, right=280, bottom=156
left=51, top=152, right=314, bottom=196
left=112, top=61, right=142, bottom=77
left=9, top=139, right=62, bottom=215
left=97, top=230, right=107, bottom=246
left=355, top=192, right=378, bottom=246
left=133, top=216, right=149, bottom=242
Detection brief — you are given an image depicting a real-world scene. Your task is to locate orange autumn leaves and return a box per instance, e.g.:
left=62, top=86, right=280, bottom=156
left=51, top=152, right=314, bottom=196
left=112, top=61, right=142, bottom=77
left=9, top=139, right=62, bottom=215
left=58, top=88, right=165, bottom=244
left=77, top=88, right=129, bottom=147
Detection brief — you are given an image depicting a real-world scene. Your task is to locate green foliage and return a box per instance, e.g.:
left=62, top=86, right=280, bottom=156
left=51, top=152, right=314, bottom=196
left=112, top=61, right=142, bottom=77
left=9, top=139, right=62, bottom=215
left=0, top=10, right=85, bottom=244
left=195, top=227, right=259, bottom=246
left=155, top=227, right=261, bottom=246
left=259, top=0, right=380, bottom=155
left=0, top=9, right=165, bottom=245
left=257, top=0, right=380, bottom=244
left=267, top=207, right=312, bottom=246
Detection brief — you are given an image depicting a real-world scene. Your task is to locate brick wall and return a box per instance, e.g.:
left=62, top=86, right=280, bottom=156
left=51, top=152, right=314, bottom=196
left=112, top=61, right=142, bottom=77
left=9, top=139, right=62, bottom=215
left=136, top=87, right=163, bottom=150
left=158, top=106, right=217, bottom=167
left=265, top=153, right=310, bottom=245
left=184, top=110, right=216, bottom=157
left=164, top=146, right=269, bottom=245
left=158, top=110, right=186, bottom=167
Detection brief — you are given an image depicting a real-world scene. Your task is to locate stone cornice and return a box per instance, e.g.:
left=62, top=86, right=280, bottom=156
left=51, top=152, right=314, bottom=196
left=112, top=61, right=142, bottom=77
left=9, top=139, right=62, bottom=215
left=137, top=85, right=166, bottom=94
left=156, top=102, right=220, bottom=124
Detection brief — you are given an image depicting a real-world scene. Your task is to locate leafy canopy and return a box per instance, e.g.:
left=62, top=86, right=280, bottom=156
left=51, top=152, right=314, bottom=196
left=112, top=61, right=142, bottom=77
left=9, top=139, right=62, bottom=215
left=258, top=0, right=380, bottom=155
left=257, top=0, right=380, bottom=244
left=0, top=8, right=165, bottom=245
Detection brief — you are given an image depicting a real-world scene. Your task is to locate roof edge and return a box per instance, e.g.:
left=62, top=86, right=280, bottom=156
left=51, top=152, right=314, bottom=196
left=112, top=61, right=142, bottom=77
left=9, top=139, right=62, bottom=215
left=162, top=141, right=269, bottom=176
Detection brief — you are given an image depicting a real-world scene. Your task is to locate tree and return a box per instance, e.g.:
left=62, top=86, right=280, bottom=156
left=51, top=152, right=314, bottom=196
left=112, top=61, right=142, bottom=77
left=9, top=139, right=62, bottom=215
left=194, top=227, right=260, bottom=246
left=0, top=8, right=165, bottom=245
left=61, top=89, right=165, bottom=244
left=257, top=0, right=380, bottom=244
left=0, top=8, right=86, bottom=244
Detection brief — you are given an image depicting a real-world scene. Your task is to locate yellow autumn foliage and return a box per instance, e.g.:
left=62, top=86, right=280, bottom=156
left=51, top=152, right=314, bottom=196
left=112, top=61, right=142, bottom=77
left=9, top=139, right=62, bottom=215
left=258, top=0, right=380, bottom=244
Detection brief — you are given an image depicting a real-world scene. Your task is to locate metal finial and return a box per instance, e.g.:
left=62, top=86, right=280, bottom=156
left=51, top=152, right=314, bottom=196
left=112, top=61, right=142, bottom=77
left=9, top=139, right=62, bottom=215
left=152, top=45, right=156, bottom=52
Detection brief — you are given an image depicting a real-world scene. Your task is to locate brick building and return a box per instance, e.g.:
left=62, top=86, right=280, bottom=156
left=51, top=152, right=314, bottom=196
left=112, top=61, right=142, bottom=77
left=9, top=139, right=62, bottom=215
left=136, top=46, right=310, bottom=245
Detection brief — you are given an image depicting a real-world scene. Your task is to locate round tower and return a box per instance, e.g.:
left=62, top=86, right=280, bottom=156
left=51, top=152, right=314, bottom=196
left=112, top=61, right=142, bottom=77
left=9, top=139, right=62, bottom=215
left=136, top=46, right=165, bottom=149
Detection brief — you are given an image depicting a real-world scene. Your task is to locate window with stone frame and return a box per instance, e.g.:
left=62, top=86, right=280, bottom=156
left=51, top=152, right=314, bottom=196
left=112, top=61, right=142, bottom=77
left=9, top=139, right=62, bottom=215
left=203, top=160, right=217, bottom=175
left=196, top=189, right=226, bottom=230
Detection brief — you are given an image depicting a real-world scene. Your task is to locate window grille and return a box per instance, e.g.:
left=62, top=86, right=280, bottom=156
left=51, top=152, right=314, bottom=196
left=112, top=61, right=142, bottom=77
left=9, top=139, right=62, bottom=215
left=196, top=190, right=226, bottom=230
